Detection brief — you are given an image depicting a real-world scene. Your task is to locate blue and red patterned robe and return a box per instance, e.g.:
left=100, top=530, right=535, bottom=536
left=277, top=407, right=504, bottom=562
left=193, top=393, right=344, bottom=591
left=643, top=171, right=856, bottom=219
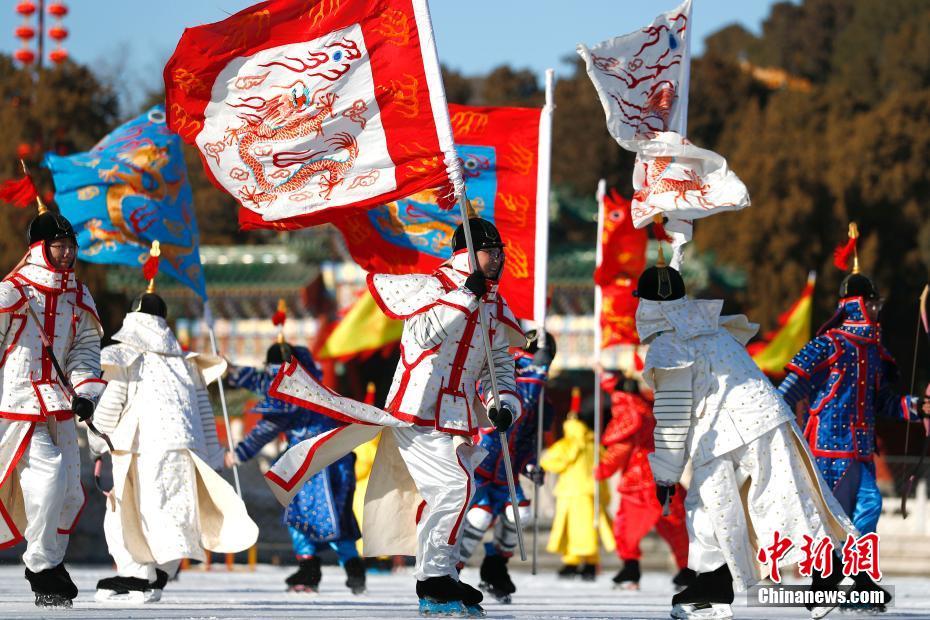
left=226, top=347, right=360, bottom=550
left=778, top=297, right=919, bottom=533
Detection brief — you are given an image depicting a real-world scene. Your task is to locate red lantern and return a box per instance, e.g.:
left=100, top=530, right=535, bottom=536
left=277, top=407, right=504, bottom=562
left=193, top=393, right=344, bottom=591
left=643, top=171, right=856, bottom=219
left=15, top=1, right=36, bottom=16
left=15, top=26, right=36, bottom=40
left=49, top=48, right=68, bottom=64
left=47, top=2, right=68, bottom=17
left=14, top=48, right=36, bottom=64
left=16, top=143, right=32, bottom=159
left=48, top=26, right=68, bottom=41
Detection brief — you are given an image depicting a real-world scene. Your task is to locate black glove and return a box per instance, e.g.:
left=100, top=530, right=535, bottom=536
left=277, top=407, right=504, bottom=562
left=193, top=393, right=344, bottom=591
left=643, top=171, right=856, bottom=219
left=71, top=396, right=95, bottom=422
left=525, top=464, right=545, bottom=486
left=488, top=403, right=514, bottom=431
left=464, top=270, right=487, bottom=298
left=532, top=347, right=554, bottom=367
left=655, top=484, right=676, bottom=507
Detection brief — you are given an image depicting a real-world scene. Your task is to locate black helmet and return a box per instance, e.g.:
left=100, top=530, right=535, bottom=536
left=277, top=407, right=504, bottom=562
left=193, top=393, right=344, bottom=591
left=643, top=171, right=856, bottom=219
left=452, top=218, right=503, bottom=253
left=27, top=211, right=76, bottom=246
left=634, top=265, right=686, bottom=301
left=130, top=293, right=168, bottom=319
left=266, top=341, right=294, bottom=365
left=839, top=273, right=878, bottom=300
left=523, top=329, right=557, bottom=359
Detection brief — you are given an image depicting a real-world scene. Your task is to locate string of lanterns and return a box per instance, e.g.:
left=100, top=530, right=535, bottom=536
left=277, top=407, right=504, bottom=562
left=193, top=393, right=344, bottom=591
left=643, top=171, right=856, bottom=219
left=13, top=1, right=69, bottom=66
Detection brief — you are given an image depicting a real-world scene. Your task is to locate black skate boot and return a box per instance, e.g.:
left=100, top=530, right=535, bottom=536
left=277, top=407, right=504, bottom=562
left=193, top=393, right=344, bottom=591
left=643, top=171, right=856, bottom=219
left=579, top=563, right=597, bottom=582
left=285, top=557, right=321, bottom=593
left=673, top=567, right=697, bottom=591
left=557, top=563, right=579, bottom=579
left=26, top=564, right=78, bottom=608
left=456, top=579, right=486, bottom=617
left=670, top=563, right=734, bottom=619
left=343, top=557, right=367, bottom=594
left=478, top=553, right=516, bottom=603
left=613, top=559, right=641, bottom=590
left=806, top=561, right=848, bottom=619
left=838, top=571, right=891, bottom=614
left=150, top=569, right=169, bottom=602
left=417, top=575, right=466, bottom=617
left=95, top=575, right=155, bottom=604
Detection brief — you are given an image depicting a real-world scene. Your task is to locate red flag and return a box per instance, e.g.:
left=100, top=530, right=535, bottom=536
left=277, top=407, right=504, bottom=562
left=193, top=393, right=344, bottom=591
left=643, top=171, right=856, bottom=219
left=593, top=189, right=646, bottom=287
left=165, top=0, right=462, bottom=230
left=595, top=189, right=647, bottom=350
left=333, top=104, right=544, bottom=319
left=0, top=175, right=38, bottom=208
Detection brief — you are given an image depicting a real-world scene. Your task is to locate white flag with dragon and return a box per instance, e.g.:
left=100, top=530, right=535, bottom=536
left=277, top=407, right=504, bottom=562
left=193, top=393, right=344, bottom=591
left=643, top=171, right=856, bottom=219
left=577, top=0, right=692, bottom=149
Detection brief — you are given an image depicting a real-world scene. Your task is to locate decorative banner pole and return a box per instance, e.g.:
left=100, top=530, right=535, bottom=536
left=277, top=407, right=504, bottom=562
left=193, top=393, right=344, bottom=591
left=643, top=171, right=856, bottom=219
left=532, top=67, right=555, bottom=575
left=204, top=300, right=241, bottom=497
left=592, top=179, right=607, bottom=528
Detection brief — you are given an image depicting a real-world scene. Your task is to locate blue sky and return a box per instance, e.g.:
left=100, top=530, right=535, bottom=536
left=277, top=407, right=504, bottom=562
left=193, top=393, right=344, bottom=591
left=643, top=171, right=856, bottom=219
left=3, top=1, right=781, bottom=111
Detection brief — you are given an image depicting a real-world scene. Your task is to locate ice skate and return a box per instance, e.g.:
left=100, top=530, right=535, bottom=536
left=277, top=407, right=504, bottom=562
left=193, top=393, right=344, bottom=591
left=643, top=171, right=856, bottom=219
left=613, top=560, right=641, bottom=590
left=673, top=567, right=697, bottom=591
left=344, top=557, right=367, bottom=595
left=580, top=563, right=597, bottom=582
left=478, top=553, right=515, bottom=603
left=285, top=557, right=321, bottom=593
left=95, top=575, right=156, bottom=604
left=670, top=564, right=734, bottom=620
left=838, top=573, right=891, bottom=614
left=557, top=564, right=580, bottom=579
left=417, top=576, right=467, bottom=617
left=148, top=569, right=169, bottom=603
left=26, top=564, right=78, bottom=608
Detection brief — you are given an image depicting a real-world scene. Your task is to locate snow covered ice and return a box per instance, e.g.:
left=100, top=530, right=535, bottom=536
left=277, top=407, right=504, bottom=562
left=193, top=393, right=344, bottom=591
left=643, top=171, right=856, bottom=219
left=2, top=564, right=930, bottom=619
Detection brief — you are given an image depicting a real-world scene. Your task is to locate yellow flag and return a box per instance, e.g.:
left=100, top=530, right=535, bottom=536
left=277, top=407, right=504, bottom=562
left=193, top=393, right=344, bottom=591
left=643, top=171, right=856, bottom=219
left=317, top=290, right=403, bottom=360
left=752, top=272, right=816, bottom=375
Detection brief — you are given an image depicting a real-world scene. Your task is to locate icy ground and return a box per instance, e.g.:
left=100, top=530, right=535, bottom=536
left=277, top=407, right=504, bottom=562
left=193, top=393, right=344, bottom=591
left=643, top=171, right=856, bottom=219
left=2, top=564, right=930, bottom=619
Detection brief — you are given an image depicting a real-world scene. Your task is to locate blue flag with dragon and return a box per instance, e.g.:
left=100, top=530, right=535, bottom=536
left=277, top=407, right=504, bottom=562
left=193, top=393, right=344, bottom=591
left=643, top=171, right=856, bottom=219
left=44, top=105, right=207, bottom=299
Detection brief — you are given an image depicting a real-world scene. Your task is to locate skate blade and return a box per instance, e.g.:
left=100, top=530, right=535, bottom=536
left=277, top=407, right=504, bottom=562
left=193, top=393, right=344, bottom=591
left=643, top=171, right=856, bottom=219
left=478, top=581, right=512, bottom=604
left=419, top=598, right=467, bottom=617
left=670, top=602, right=733, bottom=620
left=465, top=603, right=486, bottom=617
left=287, top=585, right=319, bottom=594
left=94, top=589, right=148, bottom=604
left=613, top=581, right=641, bottom=591
left=350, top=585, right=367, bottom=595
left=35, top=594, right=73, bottom=608
left=809, top=603, right=838, bottom=619
left=145, top=589, right=163, bottom=603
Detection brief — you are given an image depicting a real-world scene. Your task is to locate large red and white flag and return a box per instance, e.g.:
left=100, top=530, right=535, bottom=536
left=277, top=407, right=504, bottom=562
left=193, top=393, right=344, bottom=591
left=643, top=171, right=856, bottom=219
left=577, top=0, right=691, bottom=149
left=165, top=0, right=462, bottom=230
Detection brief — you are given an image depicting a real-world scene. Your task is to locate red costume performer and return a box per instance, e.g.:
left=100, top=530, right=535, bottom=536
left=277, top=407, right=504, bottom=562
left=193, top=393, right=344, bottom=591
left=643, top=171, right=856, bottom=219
left=595, top=378, right=692, bottom=590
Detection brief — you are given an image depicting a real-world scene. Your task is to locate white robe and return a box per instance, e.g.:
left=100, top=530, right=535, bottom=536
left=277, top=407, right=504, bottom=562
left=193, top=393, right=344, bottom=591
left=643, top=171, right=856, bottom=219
left=91, top=312, right=257, bottom=578
left=636, top=297, right=856, bottom=590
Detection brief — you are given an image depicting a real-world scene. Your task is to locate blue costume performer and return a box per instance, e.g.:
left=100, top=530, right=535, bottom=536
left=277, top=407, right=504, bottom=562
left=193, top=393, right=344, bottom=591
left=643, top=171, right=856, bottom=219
left=226, top=333, right=365, bottom=594
left=458, top=330, right=555, bottom=603
left=778, top=231, right=930, bottom=536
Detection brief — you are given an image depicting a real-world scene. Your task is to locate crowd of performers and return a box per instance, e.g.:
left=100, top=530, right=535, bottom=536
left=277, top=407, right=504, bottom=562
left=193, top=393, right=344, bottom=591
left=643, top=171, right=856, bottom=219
left=0, top=202, right=928, bottom=620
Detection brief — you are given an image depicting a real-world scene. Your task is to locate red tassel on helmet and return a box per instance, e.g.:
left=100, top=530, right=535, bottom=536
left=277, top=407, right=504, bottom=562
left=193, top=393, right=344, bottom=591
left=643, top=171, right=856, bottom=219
left=833, top=237, right=856, bottom=271
left=142, top=254, right=160, bottom=281
left=364, top=382, right=376, bottom=405
left=569, top=386, right=581, bottom=414
left=653, top=218, right=672, bottom=242
left=272, top=299, right=287, bottom=327
left=0, top=175, right=38, bottom=208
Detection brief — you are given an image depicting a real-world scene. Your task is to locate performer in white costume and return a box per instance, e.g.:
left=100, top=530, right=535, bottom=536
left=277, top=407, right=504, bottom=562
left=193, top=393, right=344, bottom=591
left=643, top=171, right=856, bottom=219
left=89, top=248, right=258, bottom=603
left=264, top=218, right=523, bottom=617
left=0, top=201, right=105, bottom=607
left=634, top=257, right=859, bottom=620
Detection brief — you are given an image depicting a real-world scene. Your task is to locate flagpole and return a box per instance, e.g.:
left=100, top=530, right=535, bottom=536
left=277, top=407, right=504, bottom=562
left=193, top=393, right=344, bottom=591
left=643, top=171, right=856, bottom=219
left=204, top=300, right=242, bottom=497
left=457, top=193, right=527, bottom=562
left=593, top=179, right=606, bottom=530
left=532, top=67, right=555, bottom=575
